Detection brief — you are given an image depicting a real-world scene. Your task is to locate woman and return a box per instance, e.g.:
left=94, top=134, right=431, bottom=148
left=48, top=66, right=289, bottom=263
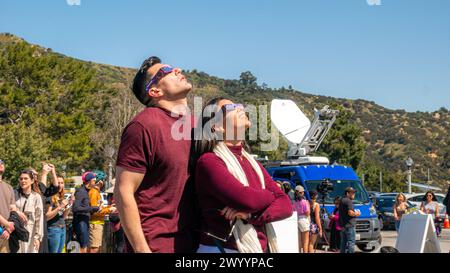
left=28, top=163, right=60, bottom=253
left=393, top=193, right=407, bottom=232
left=308, top=191, right=322, bottom=253
left=193, top=98, right=293, bottom=253
left=328, top=196, right=341, bottom=252
left=15, top=170, right=44, bottom=253
left=45, top=176, right=72, bottom=253
left=420, top=191, right=441, bottom=236
left=293, top=185, right=310, bottom=253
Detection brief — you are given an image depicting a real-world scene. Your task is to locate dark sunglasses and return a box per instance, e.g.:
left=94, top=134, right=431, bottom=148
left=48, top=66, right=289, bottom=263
left=145, top=66, right=175, bottom=92
left=214, top=104, right=245, bottom=119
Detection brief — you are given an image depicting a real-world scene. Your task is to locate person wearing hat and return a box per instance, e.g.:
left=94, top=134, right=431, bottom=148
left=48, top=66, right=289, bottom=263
left=88, top=179, right=116, bottom=253
left=115, top=56, right=198, bottom=253
left=72, top=172, right=100, bottom=253
left=293, top=185, right=310, bottom=253
left=338, top=187, right=360, bottom=253
left=0, top=159, right=16, bottom=253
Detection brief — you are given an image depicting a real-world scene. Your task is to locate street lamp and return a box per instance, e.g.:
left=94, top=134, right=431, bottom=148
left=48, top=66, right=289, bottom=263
left=108, top=162, right=113, bottom=190
left=405, top=157, right=414, bottom=194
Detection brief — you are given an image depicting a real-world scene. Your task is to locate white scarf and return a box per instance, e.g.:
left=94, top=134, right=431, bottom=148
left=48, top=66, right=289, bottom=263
left=213, top=142, right=279, bottom=253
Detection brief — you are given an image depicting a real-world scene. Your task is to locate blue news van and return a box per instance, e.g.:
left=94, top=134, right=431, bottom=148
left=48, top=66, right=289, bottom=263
left=266, top=163, right=381, bottom=252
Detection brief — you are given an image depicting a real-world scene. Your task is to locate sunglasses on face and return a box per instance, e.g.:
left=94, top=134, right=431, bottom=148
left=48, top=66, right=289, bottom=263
left=220, top=103, right=244, bottom=113
left=145, top=66, right=175, bottom=92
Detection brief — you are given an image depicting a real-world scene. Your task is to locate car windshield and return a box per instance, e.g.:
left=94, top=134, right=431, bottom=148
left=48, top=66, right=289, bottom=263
left=375, top=197, right=395, bottom=208
left=305, top=180, right=370, bottom=204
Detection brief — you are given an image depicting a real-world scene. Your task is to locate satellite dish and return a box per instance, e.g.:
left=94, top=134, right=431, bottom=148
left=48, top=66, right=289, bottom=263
left=271, top=99, right=311, bottom=144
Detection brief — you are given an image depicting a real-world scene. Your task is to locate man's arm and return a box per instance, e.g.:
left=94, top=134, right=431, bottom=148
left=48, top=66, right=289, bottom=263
left=346, top=199, right=360, bottom=217
left=114, top=166, right=150, bottom=253
left=348, top=209, right=360, bottom=217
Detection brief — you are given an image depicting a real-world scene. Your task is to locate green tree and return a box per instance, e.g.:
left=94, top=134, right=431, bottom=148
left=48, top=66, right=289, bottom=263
left=317, top=104, right=366, bottom=170
left=239, top=71, right=257, bottom=87
left=0, top=40, right=107, bottom=177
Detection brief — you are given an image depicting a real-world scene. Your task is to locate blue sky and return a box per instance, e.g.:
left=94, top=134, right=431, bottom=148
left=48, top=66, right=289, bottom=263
left=1, top=0, right=449, bottom=112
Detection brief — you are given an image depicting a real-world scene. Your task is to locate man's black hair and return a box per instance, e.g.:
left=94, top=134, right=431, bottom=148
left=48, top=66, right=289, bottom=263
left=132, top=56, right=162, bottom=106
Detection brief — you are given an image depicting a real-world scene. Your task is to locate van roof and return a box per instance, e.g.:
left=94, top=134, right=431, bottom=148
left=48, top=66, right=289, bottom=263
left=296, top=165, right=360, bottom=181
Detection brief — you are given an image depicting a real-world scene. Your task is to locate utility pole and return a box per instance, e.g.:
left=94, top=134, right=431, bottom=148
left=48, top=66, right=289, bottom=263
left=362, top=173, right=365, bottom=186
left=406, top=157, right=414, bottom=194
left=379, top=171, right=382, bottom=193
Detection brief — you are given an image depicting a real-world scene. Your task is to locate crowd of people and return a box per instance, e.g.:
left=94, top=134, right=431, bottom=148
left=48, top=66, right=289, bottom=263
left=286, top=183, right=359, bottom=253
left=0, top=160, right=123, bottom=253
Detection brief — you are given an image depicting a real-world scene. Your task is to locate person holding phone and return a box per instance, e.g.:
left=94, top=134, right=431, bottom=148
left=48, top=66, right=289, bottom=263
left=45, top=176, right=73, bottom=253
left=88, top=180, right=115, bottom=253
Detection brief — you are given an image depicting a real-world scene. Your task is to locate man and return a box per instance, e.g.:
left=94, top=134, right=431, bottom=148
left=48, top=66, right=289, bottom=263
left=443, top=182, right=450, bottom=218
left=88, top=180, right=115, bottom=253
left=73, top=172, right=100, bottom=253
left=0, top=159, right=16, bottom=253
left=338, top=187, right=360, bottom=253
left=115, top=56, right=198, bottom=253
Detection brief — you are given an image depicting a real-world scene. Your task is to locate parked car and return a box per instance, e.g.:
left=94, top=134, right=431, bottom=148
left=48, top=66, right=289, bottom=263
left=374, top=196, right=417, bottom=230
left=405, top=193, right=446, bottom=217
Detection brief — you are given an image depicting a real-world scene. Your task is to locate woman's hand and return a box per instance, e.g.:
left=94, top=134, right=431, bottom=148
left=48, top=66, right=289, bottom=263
left=61, top=199, right=69, bottom=208
left=48, top=163, right=57, bottom=174
left=220, top=207, right=250, bottom=221
left=34, top=240, right=40, bottom=251
left=319, top=230, right=323, bottom=238
left=1, top=230, right=10, bottom=240
left=17, top=211, right=28, bottom=224
left=42, top=163, right=52, bottom=173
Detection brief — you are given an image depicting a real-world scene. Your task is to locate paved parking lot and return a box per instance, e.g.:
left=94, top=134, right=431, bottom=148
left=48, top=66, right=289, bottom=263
left=316, top=229, right=450, bottom=253
left=378, top=229, right=450, bottom=253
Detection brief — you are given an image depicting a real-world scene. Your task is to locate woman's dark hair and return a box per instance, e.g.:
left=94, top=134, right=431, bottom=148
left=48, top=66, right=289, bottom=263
left=189, top=96, right=250, bottom=172
left=282, top=182, right=292, bottom=194
left=309, top=190, right=318, bottom=201
left=422, top=191, right=437, bottom=202
left=132, top=56, right=161, bottom=106
left=334, top=196, right=341, bottom=204
left=189, top=97, right=227, bottom=172
left=18, top=169, right=42, bottom=195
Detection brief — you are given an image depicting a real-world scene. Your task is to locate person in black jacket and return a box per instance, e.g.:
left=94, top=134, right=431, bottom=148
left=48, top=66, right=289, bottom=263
left=73, top=172, right=99, bottom=253
left=8, top=211, right=29, bottom=253
left=444, top=184, right=450, bottom=217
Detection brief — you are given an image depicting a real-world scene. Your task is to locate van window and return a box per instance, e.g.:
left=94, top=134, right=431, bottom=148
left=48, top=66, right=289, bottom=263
left=305, top=180, right=370, bottom=204
left=409, top=196, right=422, bottom=202
left=272, top=171, right=295, bottom=181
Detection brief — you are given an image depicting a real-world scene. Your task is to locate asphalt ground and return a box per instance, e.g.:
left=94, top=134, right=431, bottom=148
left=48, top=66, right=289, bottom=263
left=314, top=229, right=450, bottom=253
